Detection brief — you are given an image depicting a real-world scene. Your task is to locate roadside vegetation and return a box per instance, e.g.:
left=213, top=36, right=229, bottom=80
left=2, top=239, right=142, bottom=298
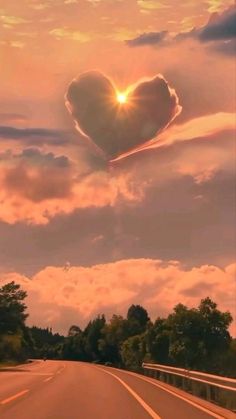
left=0, top=281, right=235, bottom=377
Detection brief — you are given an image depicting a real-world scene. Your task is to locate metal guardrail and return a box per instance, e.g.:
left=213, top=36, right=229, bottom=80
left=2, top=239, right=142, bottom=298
left=142, top=362, right=236, bottom=412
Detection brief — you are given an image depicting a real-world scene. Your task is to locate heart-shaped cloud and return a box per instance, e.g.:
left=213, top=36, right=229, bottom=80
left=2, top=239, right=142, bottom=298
left=66, top=71, right=181, bottom=160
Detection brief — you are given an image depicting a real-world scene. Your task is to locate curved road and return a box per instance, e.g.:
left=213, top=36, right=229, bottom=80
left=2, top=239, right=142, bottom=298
left=0, top=360, right=233, bottom=419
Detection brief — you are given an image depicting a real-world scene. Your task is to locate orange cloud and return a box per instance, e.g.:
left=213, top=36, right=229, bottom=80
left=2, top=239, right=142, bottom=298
left=0, top=149, right=144, bottom=224
left=1, top=259, right=235, bottom=334
left=0, top=115, right=234, bottom=225
left=112, top=112, right=236, bottom=161
left=0, top=171, right=143, bottom=225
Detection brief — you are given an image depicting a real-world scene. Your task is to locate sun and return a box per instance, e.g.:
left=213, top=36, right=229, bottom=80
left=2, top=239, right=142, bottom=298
left=117, top=92, right=127, bottom=104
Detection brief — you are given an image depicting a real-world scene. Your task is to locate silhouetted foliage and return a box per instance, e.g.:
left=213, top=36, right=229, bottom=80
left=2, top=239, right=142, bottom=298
left=146, top=318, right=170, bottom=364
left=62, top=331, right=86, bottom=361
left=167, top=298, right=232, bottom=371
left=127, top=304, right=150, bottom=335
left=29, top=326, right=64, bottom=359
left=83, top=315, right=106, bottom=361
left=0, top=282, right=30, bottom=362
left=99, top=315, right=129, bottom=365
left=0, top=282, right=28, bottom=334
left=0, top=282, right=235, bottom=377
left=121, top=334, right=146, bottom=371
left=68, top=325, right=82, bottom=337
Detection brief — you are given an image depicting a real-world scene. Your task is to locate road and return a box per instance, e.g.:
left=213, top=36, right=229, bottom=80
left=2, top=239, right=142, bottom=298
left=0, top=360, right=233, bottom=419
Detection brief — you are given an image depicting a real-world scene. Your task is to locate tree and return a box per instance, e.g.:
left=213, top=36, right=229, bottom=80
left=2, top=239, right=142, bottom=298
left=0, top=282, right=28, bottom=334
left=198, top=297, right=232, bottom=371
left=217, top=339, right=236, bottom=378
left=29, top=326, right=64, bottom=359
left=121, top=334, right=146, bottom=371
left=146, top=318, right=170, bottom=364
left=166, top=298, right=233, bottom=371
left=167, top=303, right=203, bottom=368
left=84, top=315, right=106, bottom=361
left=62, top=332, right=86, bottom=361
left=0, top=282, right=29, bottom=362
left=68, top=325, right=81, bottom=337
left=99, top=315, right=129, bottom=365
left=127, top=305, right=150, bottom=335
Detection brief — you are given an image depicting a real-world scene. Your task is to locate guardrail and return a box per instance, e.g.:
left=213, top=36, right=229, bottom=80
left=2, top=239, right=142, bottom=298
left=142, top=362, right=236, bottom=412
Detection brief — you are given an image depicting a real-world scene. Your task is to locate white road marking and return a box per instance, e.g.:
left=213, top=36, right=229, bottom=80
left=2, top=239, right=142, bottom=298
left=112, top=368, right=226, bottom=419
left=1, top=389, right=29, bottom=405
left=98, top=367, right=161, bottom=419
left=57, top=364, right=66, bottom=375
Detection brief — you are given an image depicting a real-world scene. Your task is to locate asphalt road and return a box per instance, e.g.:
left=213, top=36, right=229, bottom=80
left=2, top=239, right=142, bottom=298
left=0, top=360, right=232, bottom=419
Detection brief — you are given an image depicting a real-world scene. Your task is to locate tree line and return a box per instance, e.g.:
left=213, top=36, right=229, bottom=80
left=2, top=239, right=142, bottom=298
left=0, top=281, right=235, bottom=377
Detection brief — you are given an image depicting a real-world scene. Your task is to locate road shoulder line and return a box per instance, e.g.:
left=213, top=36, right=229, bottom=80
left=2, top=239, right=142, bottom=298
left=106, top=367, right=229, bottom=419
left=97, top=366, right=161, bottom=419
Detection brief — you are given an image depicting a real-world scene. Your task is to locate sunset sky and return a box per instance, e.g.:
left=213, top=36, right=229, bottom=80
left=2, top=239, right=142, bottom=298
left=0, top=0, right=235, bottom=334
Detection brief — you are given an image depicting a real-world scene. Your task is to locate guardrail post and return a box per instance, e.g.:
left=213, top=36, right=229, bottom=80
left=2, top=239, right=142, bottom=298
left=191, top=380, right=201, bottom=397
left=206, top=384, right=211, bottom=402
left=218, top=388, right=236, bottom=411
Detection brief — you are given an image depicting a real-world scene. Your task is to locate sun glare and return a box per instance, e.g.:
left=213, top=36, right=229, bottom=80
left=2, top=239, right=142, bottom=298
left=117, top=92, right=127, bottom=104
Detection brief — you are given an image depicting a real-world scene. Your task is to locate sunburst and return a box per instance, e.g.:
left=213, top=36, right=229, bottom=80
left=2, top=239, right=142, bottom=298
left=117, top=92, right=127, bottom=104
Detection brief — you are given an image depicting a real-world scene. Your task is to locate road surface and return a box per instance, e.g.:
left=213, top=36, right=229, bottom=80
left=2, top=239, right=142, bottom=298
left=0, top=360, right=233, bottom=419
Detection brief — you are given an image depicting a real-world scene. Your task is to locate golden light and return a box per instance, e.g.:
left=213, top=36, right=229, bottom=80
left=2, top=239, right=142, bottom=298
left=117, top=92, right=127, bottom=104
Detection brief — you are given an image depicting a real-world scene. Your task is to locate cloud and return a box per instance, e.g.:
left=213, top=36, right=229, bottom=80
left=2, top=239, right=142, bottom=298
left=66, top=71, right=181, bottom=160
left=111, top=112, right=236, bottom=161
left=125, top=28, right=187, bottom=47
left=137, top=0, right=170, bottom=12
left=50, top=28, right=92, bottom=42
left=1, top=259, right=235, bottom=334
left=0, top=125, right=68, bottom=145
left=0, top=129, right=235, bottom=274
left=126, top=6, right=236, bottom=55
left=0, top=123, right=234, bottom=298
left=210, top=39, right=236, bottom=55
left=0, top=111, right=234, bottom=225
left=108, top=28, right=144, bottom=42
left=207, top=0, right=231, bottom=13
left=0, top=15, right=29, bottom=26
left=127, top=31, right=168, bottom=47
left=199, top=6, right=236, bottom=41
left=64, top=0, right=78, bottom=4
left=1, top=149, right=72, bottom=203
left=0, top=113, right=28, bottom=124
left=0, top=148, right=144, bottom=224
left=0, top=40, right=25, bottom=49
left=30, top=2, right=50, bottom=10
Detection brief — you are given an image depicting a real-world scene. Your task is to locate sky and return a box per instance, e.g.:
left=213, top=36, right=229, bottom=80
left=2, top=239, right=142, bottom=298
left=0, top=0, right=235, bottom=334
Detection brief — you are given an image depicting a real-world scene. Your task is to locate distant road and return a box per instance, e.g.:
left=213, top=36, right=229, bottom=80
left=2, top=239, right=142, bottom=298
left=0, top=360, right=233, bottom=419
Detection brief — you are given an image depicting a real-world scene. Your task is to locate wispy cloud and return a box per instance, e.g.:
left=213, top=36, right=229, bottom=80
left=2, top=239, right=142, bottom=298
left=50, top=28, right=92, bottom=42
left=126, top=6, right=236, bottom=55
left=0, top=40, right=25, bottom=48
left=112, top=112, right=236, bottom=161
left=207, top=0, right=230, bottom=13
left=0, top=15, right=29, bottom=25
left=137, top=0, right=170, bottom=13
left=0, top=113, right=28, bottom=124
left=0, top=125, right=68, bottom=145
